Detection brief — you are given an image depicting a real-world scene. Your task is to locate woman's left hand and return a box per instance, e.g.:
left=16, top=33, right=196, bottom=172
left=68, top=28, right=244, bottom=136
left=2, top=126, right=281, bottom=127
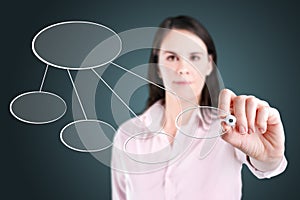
left=218, top=89, right=285, bottom=170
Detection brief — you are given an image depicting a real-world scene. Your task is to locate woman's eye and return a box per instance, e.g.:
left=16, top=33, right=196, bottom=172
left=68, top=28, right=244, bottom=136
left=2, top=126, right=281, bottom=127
left=191, top=55, right=200, bottom=61
left=166, top=55, right=177, bottom=61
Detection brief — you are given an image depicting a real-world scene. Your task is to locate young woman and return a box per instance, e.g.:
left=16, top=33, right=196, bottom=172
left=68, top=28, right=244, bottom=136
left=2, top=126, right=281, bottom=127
left=111, top=15, right=287, bottom=200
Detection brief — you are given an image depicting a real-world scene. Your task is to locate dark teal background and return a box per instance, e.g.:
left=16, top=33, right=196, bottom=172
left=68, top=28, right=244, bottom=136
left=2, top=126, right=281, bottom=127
left=2, top=0, right=299, bottom=199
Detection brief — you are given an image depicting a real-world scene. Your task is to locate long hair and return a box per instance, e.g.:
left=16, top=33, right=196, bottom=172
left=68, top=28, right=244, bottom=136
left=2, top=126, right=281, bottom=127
left=146, top=15, right=221, bottom=109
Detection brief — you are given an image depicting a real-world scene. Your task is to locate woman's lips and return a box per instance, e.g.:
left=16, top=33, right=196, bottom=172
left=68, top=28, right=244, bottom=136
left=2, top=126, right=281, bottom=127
left=173, top=81, right=193, bottom=85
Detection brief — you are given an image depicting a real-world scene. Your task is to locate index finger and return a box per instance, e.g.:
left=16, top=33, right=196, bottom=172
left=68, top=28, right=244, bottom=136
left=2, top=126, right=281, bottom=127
left=218, top=88, right=236, bottom=114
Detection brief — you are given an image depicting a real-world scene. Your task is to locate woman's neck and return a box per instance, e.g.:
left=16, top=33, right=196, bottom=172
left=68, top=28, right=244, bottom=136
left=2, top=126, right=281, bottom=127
left=163, top=93, right=199, bottom=136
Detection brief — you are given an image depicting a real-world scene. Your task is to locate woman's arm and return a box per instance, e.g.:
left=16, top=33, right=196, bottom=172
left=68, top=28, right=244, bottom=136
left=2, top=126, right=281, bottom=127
left=111, top=168, right=126, bottom=200
left=111, top=130, right=127, bottom=200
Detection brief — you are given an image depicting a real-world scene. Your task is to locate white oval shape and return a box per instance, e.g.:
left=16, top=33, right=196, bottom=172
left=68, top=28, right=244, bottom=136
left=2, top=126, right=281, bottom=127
left=10, top=91, right=66, bottom=124
left=32, top=21, right=122, bottom=70
left=60, top=120, right=114, bottom=152
left=123, top=131, right=179, bottom=164
left=175, top=106, right=229, bottom=139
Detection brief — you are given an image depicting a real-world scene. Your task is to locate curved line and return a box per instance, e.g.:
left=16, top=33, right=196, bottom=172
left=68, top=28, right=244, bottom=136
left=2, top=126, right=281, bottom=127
left=199, top=137, right=219, bottom=160
left=175, top=106, right=229, bottom=139
left=123, top=131, right=178, bottom=164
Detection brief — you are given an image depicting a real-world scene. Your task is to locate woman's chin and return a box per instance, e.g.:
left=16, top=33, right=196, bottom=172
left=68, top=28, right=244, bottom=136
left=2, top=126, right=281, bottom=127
left=173, top=92, right=199, bottom=104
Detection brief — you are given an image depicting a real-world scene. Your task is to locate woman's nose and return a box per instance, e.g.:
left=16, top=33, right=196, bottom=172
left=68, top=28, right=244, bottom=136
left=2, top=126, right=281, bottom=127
left=177, top=59, right=190, bottom=75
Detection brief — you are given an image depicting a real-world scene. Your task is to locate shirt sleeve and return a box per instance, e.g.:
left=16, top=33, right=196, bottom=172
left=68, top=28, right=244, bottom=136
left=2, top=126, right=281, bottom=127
left=111, top=168, right=126, bottom=200
left=235, top=148, right=288, bottom=179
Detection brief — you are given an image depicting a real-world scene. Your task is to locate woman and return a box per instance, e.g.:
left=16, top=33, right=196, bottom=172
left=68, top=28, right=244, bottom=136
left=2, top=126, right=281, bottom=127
left=111, top=15, right=287, bottom=200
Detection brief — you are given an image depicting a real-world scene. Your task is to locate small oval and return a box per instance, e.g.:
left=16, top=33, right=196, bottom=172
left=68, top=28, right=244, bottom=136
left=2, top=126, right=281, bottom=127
left=60, top=120, right=114, bottom=152
left=10, top=91, right=66, bottom=124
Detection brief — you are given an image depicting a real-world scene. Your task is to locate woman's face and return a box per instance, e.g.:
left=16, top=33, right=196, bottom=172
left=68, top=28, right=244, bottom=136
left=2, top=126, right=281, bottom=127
left=158, top=29, right=213, bottom=102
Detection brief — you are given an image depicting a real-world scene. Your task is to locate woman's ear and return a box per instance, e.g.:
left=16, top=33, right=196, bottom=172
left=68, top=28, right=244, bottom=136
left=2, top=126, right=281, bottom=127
left=206, top=54, right=214, bottom=76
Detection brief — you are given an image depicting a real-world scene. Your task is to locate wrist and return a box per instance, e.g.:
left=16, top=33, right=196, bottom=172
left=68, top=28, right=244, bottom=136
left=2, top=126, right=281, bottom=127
left=248, top=156, right=284, bottom=172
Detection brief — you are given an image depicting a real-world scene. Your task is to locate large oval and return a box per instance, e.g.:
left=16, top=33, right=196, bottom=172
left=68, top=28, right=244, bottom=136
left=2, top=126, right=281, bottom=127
left=32, top=21, right=122, bottom=70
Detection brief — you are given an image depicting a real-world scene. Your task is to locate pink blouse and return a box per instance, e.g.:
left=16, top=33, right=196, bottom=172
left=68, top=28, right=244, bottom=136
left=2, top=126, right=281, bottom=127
left=111, top=101, right=287, bottom=200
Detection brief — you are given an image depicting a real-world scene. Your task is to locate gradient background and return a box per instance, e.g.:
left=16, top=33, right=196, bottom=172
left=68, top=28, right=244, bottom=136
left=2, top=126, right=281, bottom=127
left=2, top=0, right=299, bottom=199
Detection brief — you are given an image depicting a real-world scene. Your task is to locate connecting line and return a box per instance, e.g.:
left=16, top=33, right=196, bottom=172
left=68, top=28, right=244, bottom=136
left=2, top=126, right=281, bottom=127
left=67, top=70, right=88, bottom=120
left=91, top=68, right=140, bottom=120
left=110, top=62, right=198, bottom=107
left=39, top=65, right=49, bottom=92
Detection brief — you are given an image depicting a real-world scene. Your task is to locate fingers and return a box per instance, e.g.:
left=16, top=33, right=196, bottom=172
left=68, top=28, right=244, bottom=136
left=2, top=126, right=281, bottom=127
left=219, top=89, right=272, bottom=134
left=245, top=96, right=257, bottom=134
left=233, top=95, right=248, bottom=134
left=256, top=106, right=269, bottom=133
left=218, top=89, right=236, bottom=114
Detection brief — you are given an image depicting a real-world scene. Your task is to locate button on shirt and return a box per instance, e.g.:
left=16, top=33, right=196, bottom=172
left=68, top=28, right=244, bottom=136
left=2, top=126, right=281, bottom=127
left=111, top=101, right=287, bottom=200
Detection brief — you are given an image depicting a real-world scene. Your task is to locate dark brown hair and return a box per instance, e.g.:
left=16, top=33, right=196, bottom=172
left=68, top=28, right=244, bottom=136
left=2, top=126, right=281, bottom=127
left=146, top=15, right=221, bottom=108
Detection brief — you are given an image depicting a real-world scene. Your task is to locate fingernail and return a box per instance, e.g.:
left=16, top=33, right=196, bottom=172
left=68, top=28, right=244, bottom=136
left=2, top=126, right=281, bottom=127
left=249, top=128, right=254, bottom=134
left=239, top=126, right=247, bottom=134
left=259, top=128, right=265, bottom=133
